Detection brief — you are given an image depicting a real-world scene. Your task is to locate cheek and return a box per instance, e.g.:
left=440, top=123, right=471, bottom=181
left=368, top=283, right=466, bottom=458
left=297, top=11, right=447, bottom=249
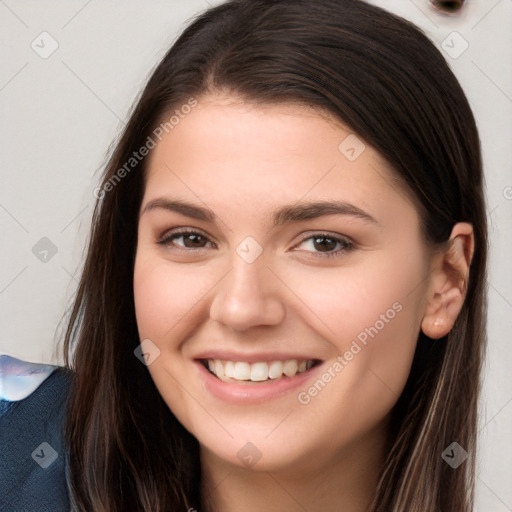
left=132, top=254, right=213, bottom=430
left=277, top=249, right=424, bottom=345
left=279, top=248, right=426, bottom=407
left=133, top=256, right=209, bottom=341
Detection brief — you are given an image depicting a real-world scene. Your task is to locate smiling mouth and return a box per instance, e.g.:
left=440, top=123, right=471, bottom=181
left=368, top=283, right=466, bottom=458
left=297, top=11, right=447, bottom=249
left=200, top=358, right=322, bottom=384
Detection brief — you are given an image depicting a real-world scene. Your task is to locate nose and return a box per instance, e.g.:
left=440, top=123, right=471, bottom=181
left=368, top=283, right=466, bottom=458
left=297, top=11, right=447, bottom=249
left=209, top=254, right=286, bottom=332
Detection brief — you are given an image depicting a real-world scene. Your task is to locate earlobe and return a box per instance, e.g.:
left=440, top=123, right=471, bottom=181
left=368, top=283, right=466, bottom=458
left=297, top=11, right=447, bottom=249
left=421, top=223, right=474, bottom=340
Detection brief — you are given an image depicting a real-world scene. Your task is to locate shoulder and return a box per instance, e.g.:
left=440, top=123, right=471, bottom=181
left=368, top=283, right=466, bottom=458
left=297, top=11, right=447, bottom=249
left=0, top=356, right=74, bottom=512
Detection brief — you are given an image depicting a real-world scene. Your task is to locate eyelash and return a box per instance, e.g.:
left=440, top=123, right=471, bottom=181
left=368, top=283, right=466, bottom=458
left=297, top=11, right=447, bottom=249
left=156, top=228, right=354, bottom=259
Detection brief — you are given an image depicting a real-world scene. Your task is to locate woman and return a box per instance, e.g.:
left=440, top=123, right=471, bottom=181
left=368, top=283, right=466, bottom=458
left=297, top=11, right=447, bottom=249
left=55, top=0, right=487, bottom=510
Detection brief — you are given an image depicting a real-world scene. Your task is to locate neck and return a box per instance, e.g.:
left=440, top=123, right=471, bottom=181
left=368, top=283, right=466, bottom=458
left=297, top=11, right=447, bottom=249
left=200, top=421, right=388, bottom=512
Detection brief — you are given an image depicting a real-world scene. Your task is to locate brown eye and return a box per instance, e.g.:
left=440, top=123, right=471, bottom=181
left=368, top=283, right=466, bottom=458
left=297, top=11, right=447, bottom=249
left=294, top=233, right=354, bottom=258
left=180, top=233, right=208, bottom=248
left=312, top=236, right=338, bottom=252
left=157, top=231, right=215, bottom=250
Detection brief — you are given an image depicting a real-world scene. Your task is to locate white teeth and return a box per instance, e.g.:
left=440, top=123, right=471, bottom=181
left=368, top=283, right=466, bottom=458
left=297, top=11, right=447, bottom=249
left=234, top=362, right=251, bottom=380
left=214, top=360, right=225, bottom=380
left=268, top=360, right=283, bottom=379
left=282, top=359, right=298, bottom=377
left=250, top=362, right=269, bottom=382
left=206, top=358, right=316, bottom=382
left=225, top=360, right=236, bottom=378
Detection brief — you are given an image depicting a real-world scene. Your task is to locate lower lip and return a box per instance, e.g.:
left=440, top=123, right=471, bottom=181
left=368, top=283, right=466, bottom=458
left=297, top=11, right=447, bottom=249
left=194, top=361, right=324, bottom=404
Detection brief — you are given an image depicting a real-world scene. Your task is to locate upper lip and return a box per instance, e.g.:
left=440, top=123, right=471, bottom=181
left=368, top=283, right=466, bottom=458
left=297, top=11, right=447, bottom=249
left=193, top=351, right=322, bottom=363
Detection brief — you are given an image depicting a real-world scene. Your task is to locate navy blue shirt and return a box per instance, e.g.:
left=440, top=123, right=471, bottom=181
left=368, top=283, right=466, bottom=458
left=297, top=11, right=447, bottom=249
left=0, top=363, right=72, bottom=511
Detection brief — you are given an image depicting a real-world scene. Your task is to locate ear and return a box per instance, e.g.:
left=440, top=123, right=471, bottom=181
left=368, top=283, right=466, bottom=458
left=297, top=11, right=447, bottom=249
left=421, top=222, right=474, bottom=340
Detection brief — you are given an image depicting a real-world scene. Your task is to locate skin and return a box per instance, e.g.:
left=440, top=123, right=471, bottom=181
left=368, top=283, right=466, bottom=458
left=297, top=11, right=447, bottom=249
left=133, top=94, right=473, bottom=511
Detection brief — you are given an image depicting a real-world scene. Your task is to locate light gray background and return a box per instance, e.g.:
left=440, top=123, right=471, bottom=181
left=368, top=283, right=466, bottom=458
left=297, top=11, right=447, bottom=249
left=1, top=1, right=511, bottom=509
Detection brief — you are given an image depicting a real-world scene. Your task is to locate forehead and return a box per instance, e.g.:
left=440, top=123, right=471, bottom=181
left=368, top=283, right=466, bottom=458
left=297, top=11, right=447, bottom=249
left=143, top=96, right=417, bottom=227
left=149, top=96, right=370, bottom=167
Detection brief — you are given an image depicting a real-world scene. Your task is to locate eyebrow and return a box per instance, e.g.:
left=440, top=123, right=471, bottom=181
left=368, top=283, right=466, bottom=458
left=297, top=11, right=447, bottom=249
left=140, top=197, right=378, bottom=227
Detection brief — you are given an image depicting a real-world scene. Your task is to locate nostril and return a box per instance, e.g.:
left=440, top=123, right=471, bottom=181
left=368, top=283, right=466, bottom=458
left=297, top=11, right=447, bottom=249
left=431, top=0, right=465, bottom=14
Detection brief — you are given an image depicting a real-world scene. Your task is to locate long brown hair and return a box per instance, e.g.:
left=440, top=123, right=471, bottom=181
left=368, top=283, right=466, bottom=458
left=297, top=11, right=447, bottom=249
left=63, top=0, right=487, bottom=510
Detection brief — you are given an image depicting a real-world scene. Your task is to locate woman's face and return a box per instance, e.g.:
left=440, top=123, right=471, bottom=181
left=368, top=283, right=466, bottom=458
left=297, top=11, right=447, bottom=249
left=133, top=95, right=432, bottom=473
